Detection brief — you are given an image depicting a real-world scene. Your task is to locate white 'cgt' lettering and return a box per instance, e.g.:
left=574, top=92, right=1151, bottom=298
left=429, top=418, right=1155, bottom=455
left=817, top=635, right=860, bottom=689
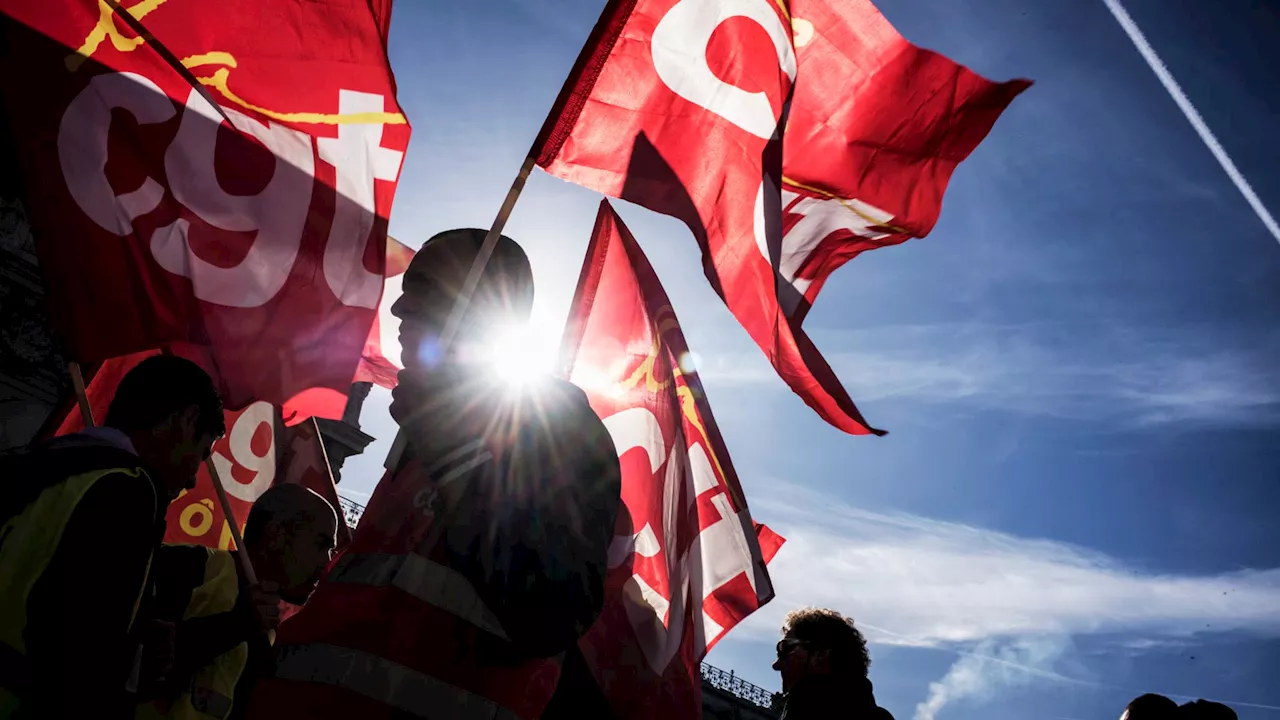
left=651, top=0, right=797, bottom=140
left=152, top=88, right=315, bottom=308
left=57, top=72, right=404, bottom=309
left=317, top=90, right=405, bottom=309
left=754, top=180, right=895, bottom=316
left=58, top=72, right=174, bottom=236
left=602, top=405, right=764, bottom=672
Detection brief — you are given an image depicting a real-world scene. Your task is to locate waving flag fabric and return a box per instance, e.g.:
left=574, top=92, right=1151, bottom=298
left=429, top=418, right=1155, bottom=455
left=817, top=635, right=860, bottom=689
left=560, top=200, right=784, bottom=718
left=535, top=0, right=1029, bottom=435
left=53, top=348, right=347, bottom=551
left=0, top=0, right=410, bottom=411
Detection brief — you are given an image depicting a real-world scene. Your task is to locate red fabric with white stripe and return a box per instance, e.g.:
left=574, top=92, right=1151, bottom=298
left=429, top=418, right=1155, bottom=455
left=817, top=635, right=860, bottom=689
left=558, top=201, right=784, bottom=719
left=0, top=0, right=408, bottom=412
left=535, top=0, right=1028, bottom=435
left=248, top=457, right=561, bottom=720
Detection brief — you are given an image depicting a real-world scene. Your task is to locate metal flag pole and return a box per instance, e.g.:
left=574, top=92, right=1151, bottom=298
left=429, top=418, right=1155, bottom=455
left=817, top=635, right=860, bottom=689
left=1102, top=0, right=1280, bottom=246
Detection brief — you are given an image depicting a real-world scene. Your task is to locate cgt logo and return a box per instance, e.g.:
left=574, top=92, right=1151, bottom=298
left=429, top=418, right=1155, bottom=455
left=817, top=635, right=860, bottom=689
left=602, top=405, right=765, bottom=675
left=170, top=400, right=276, bottom=548
left=57, top=71, right=404, bottom=309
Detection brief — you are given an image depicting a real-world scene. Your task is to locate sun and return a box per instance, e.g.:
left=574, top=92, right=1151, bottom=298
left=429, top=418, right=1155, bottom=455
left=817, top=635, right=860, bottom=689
left=483, top=313, right=563, bottom=386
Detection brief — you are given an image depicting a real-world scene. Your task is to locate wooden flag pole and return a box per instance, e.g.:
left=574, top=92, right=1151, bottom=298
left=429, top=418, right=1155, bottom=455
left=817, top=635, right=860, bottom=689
left=437, top=154, right=537, bottom=350
left=67, top=361, right=95, bottom=428
left=385, top=154, right=537, bottom=471
left=205, top=457, right=259, bottom=585
left=150, top=348, right=261, bottom=585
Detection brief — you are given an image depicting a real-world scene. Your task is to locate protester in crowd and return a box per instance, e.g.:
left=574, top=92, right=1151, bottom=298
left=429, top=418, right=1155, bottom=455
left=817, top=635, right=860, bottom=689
left=1121, top=693, right=1180, bottom=719
left=773, top=607, right=894, bottom=719
left=247, top=228, right=622, bottom=720
left=0, top=356, right=224, bottom=718
left=136, top=484, right=337, bottom=720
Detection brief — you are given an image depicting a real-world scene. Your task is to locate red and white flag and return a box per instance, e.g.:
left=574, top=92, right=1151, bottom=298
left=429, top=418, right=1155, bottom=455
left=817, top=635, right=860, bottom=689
left=53, top=350, right=347, bottom=551
left=536, top=0, right=1029, bottom=435
left=560, top=201, right=784, bottom=718
left=0, top=0, right=409, bottom=412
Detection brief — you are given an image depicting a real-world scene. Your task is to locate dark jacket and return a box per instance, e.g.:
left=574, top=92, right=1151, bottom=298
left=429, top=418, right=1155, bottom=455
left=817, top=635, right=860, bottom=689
left=779, top=675, right=895, bottom=720
left=391, top=367, right=623, bottom=659
left=1, top=434, right=167, bottom=718
left=141, top=546, right=273, bottom=720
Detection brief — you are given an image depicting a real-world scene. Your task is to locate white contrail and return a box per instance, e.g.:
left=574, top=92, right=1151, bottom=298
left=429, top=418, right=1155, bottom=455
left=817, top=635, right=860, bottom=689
left=1101, top=0, right=1280, bottom=247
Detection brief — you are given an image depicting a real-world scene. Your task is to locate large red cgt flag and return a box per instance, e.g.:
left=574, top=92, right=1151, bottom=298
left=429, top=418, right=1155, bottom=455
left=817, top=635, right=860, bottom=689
left=560, top=201, right=784, bottom=718
left=535, top=0, right=1029, bottom=435
left=0, top=0, right=409, bottom=411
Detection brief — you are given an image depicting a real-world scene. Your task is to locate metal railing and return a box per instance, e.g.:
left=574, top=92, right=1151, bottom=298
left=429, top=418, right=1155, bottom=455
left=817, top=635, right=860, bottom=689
left=700, top=662, right=778, bottom=710
left=337, top=494, right=366, bottom=529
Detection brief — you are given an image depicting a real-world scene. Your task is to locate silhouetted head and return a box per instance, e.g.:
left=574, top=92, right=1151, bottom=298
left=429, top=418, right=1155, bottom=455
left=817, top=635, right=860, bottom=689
left=772, top=607, right=871, bottom=693
left=1179, top=700, right=1238, bottom=720
left=104, top=355, right=225, bottom=500
left=244, top=484, right=338, bottom=605
left=390, top=229, right=534, bottom=371
left=1121, top=694, right=1179, bottom=720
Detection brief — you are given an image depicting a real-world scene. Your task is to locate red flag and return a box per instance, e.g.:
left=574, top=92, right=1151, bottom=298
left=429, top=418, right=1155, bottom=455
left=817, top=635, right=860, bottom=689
left=535, top=0, right=1028, bottom=435
left=0, top=0, right=410, bottom=411
left=276, top=417, right=354, bottom=548
left=353, top=234, right=414, bottom=389
left=53, top=351, right=347, bottom=552
left=560, top=201, right=783, bottom=718
left=283, top=235, right=414, bottom=423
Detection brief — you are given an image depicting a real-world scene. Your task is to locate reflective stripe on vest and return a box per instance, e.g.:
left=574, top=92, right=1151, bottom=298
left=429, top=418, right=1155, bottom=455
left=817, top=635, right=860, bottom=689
left=135, top=547, right=247, bottom=720
left=275, top=643, right=522, bottom=720
left=328, top=553, right=509, bottom=640
left=0, top=464, right=155, bottom=665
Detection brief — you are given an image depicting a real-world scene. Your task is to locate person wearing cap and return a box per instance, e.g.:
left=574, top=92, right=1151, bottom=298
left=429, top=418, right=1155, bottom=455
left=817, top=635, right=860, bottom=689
left=0, top=355, right=225, bottom=719
left=247, top=229, right=622, bottom=720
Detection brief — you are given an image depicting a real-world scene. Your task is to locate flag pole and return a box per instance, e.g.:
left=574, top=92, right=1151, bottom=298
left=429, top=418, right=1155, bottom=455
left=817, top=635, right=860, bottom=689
left=436, top=154, right=537, bottom=350
left=67, top=361, right=95, bottom=428
left=205, top=458, right=259, bottom=585
left=153, top=348, right=260, bottom=585
left=384, top=154, right=537, bottom=471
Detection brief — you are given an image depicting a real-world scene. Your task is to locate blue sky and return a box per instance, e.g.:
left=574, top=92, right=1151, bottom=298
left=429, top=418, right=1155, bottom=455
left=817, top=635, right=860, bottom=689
left=337, top=1, right=1280, bottom=717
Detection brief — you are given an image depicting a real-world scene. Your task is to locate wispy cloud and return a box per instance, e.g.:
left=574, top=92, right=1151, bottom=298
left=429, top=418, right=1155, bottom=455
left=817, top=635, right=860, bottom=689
left=730, top=482, right=1280, bottom=716
left=915, top=637, right=1073, bottom=720
left=737, top=481, right=1280, bottom=647
left=693, top=322, right=1280, bottom=427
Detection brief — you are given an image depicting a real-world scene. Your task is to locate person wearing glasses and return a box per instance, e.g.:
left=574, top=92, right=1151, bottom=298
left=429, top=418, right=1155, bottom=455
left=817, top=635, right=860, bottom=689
left=772, top=607, right=894, bottom=719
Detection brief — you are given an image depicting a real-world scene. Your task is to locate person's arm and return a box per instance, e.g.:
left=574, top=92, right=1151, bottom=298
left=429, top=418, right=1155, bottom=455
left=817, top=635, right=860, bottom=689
left=25, top=472, right=158, bottom=718
left=171, top=605, right=258, bottom=677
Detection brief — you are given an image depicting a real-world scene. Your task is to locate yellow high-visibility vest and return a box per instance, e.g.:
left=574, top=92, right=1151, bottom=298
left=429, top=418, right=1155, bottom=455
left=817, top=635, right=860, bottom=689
left=0, top=446, right=157, bottom=719
left=136, top=547, right=248, bottom=720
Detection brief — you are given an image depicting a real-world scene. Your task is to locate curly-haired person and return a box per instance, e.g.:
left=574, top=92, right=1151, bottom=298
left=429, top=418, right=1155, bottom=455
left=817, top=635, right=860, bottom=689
left=772, top=607, right=894, bottom=719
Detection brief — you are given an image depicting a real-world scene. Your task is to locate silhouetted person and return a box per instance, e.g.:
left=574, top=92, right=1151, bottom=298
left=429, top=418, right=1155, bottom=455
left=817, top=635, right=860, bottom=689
left=773, top=607, right=893, bottom=719
left=137, top=484, right=338, bottom=720
left=1122, top=694, right=1180, bottom=720
left=247, top=229, right=622, bottom=719
left=0, top=356, right=224, bottom=718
